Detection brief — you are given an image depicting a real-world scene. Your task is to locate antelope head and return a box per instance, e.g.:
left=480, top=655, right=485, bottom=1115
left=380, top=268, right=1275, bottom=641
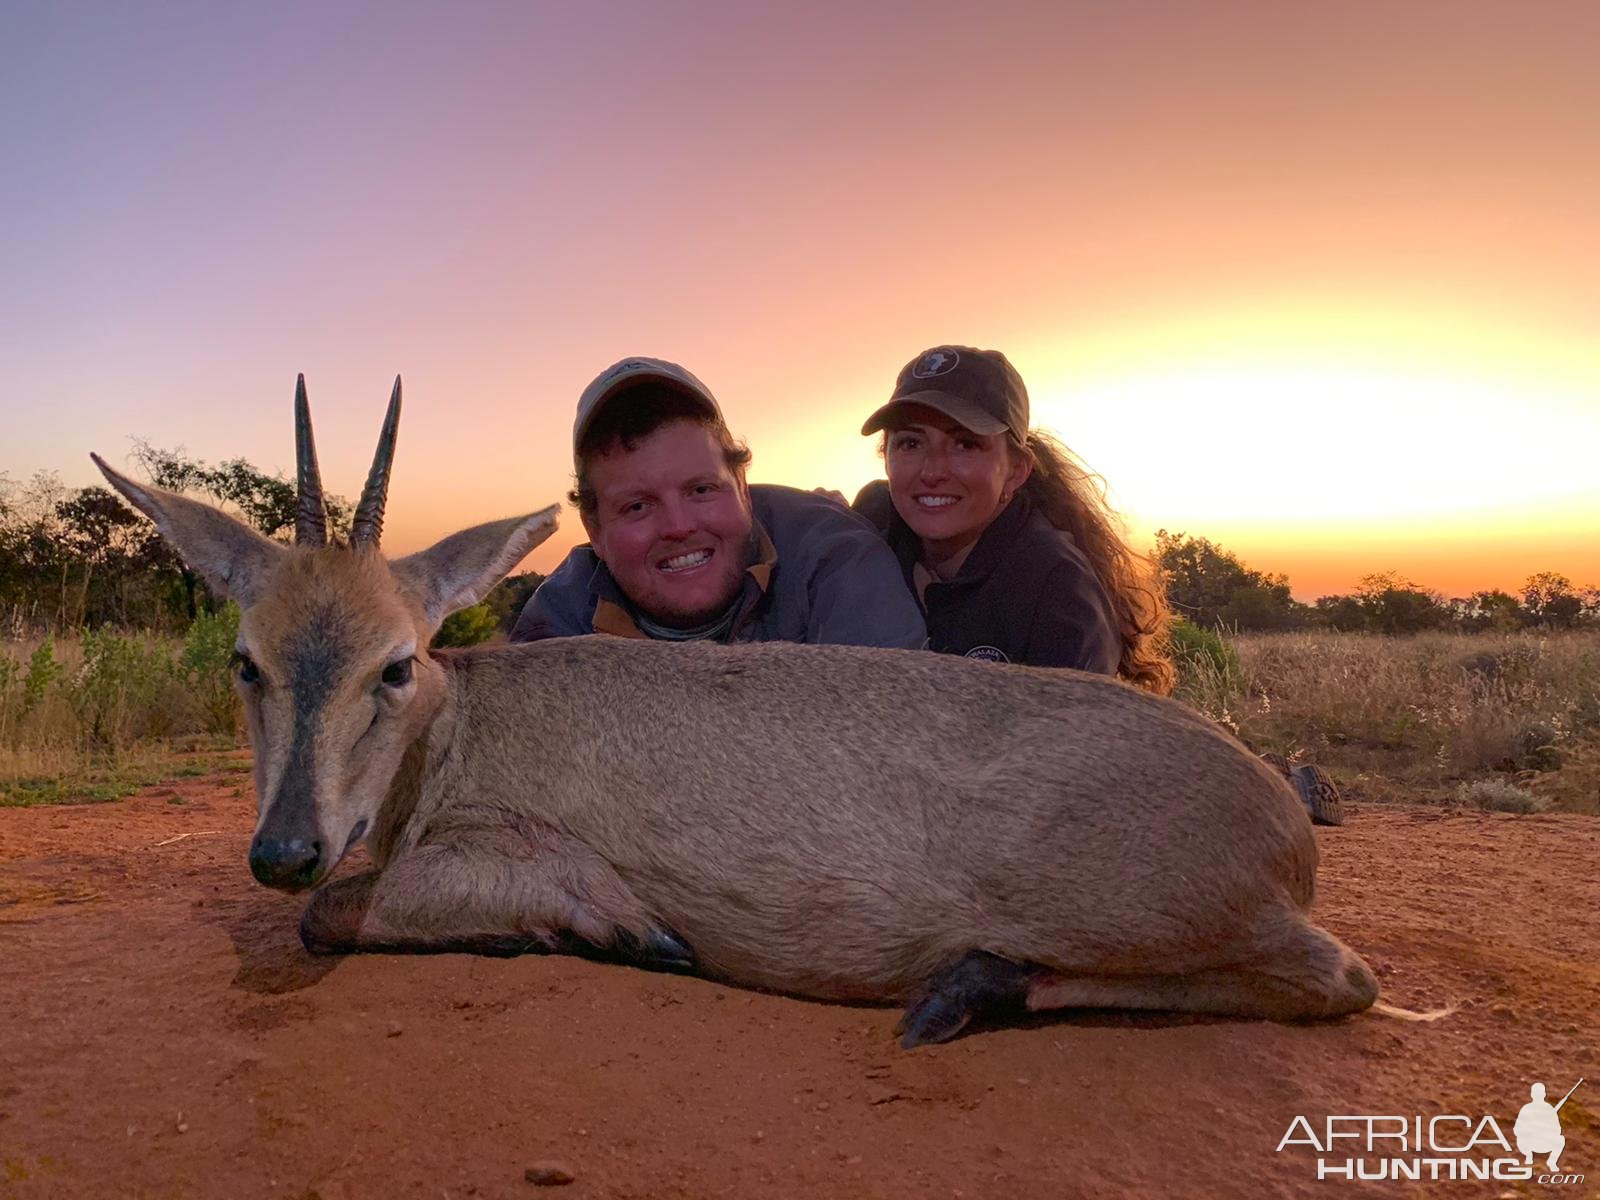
left=93, top=377, right=558, bottom=891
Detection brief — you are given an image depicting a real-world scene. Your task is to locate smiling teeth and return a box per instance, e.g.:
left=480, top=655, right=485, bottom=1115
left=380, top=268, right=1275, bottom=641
left=661, top=549, right=712, bottom=571
left=917, top=496, right=958, bottom=508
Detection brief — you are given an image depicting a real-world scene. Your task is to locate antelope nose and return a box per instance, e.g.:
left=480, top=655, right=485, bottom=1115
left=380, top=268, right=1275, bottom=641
left=248, top=834, right=323, bottom=889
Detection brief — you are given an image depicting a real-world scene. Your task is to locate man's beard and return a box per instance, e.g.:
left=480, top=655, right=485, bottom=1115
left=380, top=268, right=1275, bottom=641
left=639, top=530, right=756, bottom=630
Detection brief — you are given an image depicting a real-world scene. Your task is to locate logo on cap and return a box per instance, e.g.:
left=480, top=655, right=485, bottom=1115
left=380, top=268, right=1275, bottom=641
left=604, top=359, right=655, bottom=383
left=911, top=350, right=960, bottom=379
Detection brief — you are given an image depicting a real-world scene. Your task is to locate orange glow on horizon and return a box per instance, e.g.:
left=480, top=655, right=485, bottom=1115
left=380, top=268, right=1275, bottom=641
left=372, top=293, right=1600, bottom=603
left=9, top=5, right=1597, bottom=607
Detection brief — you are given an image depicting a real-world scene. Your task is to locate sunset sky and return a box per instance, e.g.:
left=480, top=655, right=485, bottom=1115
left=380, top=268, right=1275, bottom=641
left=4, top=1, right=1597, bottom=600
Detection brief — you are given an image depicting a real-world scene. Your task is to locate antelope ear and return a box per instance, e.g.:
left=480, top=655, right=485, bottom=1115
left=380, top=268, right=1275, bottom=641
left=391, top=504, right=560, bottom=628
left=91, top=453, right=286, bottom=605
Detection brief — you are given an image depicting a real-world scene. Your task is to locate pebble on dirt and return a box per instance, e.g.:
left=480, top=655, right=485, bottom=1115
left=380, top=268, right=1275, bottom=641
left=524, top=1163, right=575, bottom=1187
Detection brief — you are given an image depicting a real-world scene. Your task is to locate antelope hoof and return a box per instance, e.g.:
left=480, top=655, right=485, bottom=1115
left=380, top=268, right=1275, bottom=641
left=896, top=950, right=1037, bottom=1050
left=896, top=990, right=974, bottom=1049
left=299, top=899, right=352, bottom=955
left=615, top=925, right=695, bottom=971
left=298, top=875, right=377, bottom=954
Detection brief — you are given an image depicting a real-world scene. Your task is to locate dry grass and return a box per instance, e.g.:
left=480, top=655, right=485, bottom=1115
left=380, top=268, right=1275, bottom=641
left=0, top=612, right=244, bottom=806
left=1180, top=630, right=1600, bottom=812
left=5, top=623, right=1597, bottom=814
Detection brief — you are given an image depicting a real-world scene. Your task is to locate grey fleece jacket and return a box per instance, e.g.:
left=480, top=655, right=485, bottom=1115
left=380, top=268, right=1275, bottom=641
left=510, top=484, right=927, bottom=649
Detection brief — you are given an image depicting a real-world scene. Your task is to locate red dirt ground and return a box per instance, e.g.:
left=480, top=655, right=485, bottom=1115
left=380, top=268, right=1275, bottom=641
left=2, top=777, right=1597, bottom=1199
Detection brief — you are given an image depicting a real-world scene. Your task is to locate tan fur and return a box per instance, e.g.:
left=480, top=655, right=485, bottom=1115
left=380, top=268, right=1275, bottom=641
left=91, top=417, right=1380, bottom=1030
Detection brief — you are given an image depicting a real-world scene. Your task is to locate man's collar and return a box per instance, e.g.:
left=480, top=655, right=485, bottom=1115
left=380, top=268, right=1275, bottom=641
left=592, top=594, right=649, bottom=638
left=747, top=521, right=777, bottom=590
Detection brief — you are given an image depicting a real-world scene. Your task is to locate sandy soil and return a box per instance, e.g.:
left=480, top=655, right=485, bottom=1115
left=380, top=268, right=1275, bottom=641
left=2, top=777, right=1597, bottom=1200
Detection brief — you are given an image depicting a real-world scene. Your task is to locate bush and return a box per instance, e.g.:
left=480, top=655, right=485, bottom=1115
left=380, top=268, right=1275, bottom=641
left=482, top=571, right=544, bottom=634
left=0, top=649, right=19, bottom=742
left=64, top=629, right=182, bottom=747
left=1170, top=619, right=1245, bottom=725
left=23, top=635, right=61, bottom=711
left=1455, top=779, right=1548, bottom=814
left=178, top=603, right=241, bottom=734
left=432, top=603, right=500, bottom=649
left=1171, top=619, right=1241, bottom=682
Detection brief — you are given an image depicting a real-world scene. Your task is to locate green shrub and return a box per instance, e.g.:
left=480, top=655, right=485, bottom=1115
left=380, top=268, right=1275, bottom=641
left=433, top=603, right=500, bottom=649
left=1170, top=619, right=1241, bottom=679
left=64, top=629, right=180, bottom=748
left=1170, top=619, right=1245, bottom=725
left=23, top=636, right=61, bottom=711
left=0, top=650, right=19, bottom=742
left=178, top=603, right=241, bottom=734
left=1455, top=779, right=1548, bottom=814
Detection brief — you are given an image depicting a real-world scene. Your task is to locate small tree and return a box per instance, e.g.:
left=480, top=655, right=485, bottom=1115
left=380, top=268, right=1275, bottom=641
left=126, top=441, right=350, bottom=618
left=1313, top=594, right=1369, bottom=632
left=482, top=571, right=545, bottom=634
left=1155, top=531, right=1307, bottom=632
left=1462, top=590, right=1523, bottom=633
left=1522, top=572, right=1583, bottom=629
left=1353, top=572, right=1450, bottom=635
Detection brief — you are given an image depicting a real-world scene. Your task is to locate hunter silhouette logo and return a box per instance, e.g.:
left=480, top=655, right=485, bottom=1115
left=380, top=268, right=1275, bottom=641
left=1276, top=1077, right=1585, bottom=1184
left=1516, top=1079, right=1583, bottom=1172
left=911, top=349, right=959, bottom=378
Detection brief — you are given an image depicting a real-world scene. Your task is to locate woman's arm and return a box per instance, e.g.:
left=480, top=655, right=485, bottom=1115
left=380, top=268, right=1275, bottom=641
left=1021, top=560, right=1122, bottom=675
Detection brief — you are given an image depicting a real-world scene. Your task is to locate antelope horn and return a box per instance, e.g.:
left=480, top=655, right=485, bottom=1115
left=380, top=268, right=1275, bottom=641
left=350, top=375, right=402, bottom=549
left=294, top=374, right=328, bottom=547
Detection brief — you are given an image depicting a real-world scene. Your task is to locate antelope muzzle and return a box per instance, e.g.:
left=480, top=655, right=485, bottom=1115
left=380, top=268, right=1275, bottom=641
left=248, top=830, right=323, bottom=890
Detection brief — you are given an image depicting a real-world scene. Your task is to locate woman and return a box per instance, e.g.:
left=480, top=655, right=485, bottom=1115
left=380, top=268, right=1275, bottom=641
left=855, top=344, right=1174, bottom=692
left=856, top=344, right=1343, bottom=824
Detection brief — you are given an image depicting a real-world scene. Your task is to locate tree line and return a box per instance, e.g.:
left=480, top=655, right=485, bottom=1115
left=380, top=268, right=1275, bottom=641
left=1156, top=531, right=1600, bottom=635
left=0, top=446, right=538, bottom=642
left=1, top=449, right=1593, bottom=639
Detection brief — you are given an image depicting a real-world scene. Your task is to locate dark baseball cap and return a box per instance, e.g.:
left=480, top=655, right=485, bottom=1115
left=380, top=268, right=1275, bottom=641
left=573, top=357, right=723, bottom=465
left=861, top=346, right=1029, bottom=438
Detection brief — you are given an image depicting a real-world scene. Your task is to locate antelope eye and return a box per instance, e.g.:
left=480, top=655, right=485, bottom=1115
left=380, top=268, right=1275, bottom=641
left=232, top=652, right=260, bottom=685
left=381, top=658, right=413, bottom=688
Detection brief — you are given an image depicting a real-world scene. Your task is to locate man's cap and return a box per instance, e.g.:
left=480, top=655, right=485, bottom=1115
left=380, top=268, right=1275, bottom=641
left=574, top=357, right=723, bottom=458
left=860, top=346, right=1029, bottom=438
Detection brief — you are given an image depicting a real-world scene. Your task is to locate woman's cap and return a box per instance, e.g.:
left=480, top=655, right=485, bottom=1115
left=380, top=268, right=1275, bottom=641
left=861, top=346, right=1029, bottom=438
left=574, top=357, right=723, bottom=460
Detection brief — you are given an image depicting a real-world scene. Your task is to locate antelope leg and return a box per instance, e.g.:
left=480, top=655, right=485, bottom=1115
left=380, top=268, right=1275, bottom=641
left=298, top=825, right=691, bottom=970
left=896, top=950, right=1038, bottom=1049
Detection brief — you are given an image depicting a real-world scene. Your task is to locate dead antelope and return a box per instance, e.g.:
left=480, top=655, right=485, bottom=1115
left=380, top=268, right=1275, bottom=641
left=93, top=377, right=1380, bottom=1047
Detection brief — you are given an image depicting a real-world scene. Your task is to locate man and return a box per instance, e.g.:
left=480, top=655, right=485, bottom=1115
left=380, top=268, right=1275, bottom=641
left=511, top=357, right=926, bottom=648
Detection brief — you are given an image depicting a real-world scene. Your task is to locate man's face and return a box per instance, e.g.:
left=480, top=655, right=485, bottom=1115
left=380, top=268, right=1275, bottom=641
left=582, top=418, right=754, bottom=628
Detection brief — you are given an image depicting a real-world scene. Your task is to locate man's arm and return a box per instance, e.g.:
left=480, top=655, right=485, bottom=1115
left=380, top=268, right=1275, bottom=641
left=803, top=515, right=927, bottom=650
left=508, top=549, right=600, bottom=642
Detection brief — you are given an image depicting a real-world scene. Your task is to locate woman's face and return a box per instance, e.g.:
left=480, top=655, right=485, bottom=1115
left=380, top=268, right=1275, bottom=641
left=885, top=405, right=1032, bottom=563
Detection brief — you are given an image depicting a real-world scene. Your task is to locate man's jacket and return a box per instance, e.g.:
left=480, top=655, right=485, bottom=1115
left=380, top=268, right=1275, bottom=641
left=510, top=484, right=928, bottom=649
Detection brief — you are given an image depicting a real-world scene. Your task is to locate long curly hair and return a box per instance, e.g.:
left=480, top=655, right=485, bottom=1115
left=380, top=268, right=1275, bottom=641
left=1014, top=430, right=1175, bottom=695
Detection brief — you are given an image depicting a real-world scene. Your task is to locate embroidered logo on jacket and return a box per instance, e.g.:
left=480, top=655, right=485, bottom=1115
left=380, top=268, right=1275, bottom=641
left=965, top=645, right=1009, bottom=663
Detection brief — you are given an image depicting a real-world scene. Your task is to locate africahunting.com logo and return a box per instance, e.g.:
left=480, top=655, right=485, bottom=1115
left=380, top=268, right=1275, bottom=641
left=1277, top=1078, right=1585, bottom=1184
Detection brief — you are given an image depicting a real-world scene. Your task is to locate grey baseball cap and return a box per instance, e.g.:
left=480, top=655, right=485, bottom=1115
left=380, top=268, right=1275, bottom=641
left=573, top=357, right=723, bottom=460
left=861, top=345, right=1029, bottom=438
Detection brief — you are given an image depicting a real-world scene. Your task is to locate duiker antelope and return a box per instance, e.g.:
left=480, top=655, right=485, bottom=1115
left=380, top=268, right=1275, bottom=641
left=93, top=377, right=1380, bottom=1047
